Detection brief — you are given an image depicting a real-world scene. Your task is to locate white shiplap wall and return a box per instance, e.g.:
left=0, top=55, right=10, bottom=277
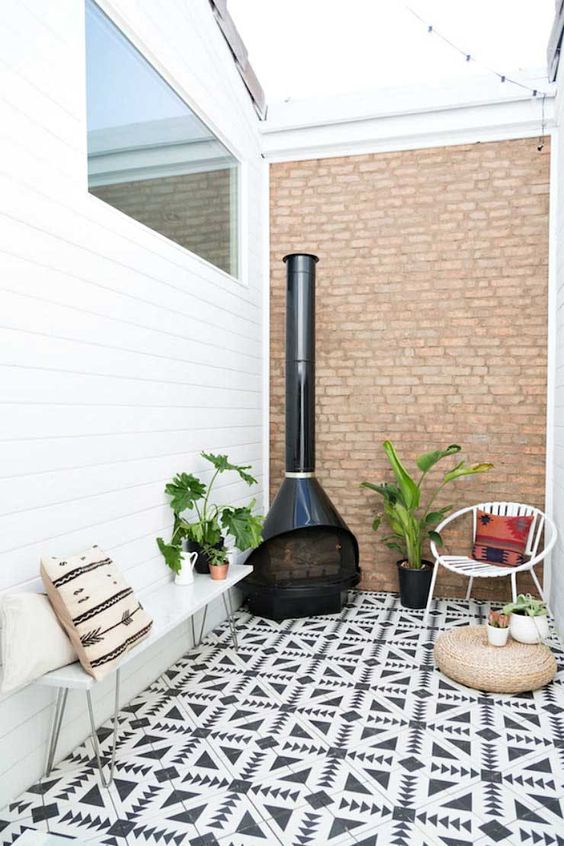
left=550, top=57, right=564, bottom=639
left=0, top=0, right=266, bottom=803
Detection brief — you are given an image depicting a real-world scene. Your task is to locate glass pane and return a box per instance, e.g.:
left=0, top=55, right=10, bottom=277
left=85, top=0, right=239, bottom=277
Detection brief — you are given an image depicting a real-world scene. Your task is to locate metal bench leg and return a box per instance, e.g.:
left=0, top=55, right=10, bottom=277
left=86, top=669, right=120, bottom=788
left=197, top=605, right=208, bottom=646
left=45, top=687, right=69, bottom=776
left=222, top=589, right=238, bottom=651
left=190, top=615, right=196, bottom=647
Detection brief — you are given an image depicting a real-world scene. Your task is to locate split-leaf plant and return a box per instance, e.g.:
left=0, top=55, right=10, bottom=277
left=157, top=452, right=263, bottom=573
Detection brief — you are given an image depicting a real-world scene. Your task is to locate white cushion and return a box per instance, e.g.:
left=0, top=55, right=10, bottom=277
left=0, top=593, right=76, bottom=694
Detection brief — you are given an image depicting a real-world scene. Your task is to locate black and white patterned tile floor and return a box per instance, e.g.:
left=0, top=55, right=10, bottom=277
left=2, top=592, right=564, bottom=846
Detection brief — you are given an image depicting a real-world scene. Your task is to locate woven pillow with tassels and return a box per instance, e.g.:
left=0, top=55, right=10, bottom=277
left=41, top=545, right=153, bottom=680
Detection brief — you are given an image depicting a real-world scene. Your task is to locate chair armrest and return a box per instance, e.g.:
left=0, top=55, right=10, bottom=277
left=429, top=506, right=476, bottom=561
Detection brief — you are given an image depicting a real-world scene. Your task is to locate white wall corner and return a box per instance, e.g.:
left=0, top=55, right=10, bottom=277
left=261, top=157, right=271, bottom=516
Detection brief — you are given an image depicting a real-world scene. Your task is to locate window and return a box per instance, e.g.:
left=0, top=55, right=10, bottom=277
left=85, top=0, right=239, bottom=277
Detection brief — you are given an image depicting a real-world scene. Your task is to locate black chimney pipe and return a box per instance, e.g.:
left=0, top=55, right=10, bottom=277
left=284, top=253, right=318, bottom=474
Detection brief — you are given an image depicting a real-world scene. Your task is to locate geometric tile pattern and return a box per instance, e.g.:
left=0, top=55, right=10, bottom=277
left=1, top=591, right=563, bottom=846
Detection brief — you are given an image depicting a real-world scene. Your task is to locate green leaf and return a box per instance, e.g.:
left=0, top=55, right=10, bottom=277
left=183, top=518, right=222, bottom=547
left=424, top=507, right=452, bottom=526
left=371, top=515, right=382, bottom=532
left=202, top=452, right=257, bottom=486
left=203, top=543, right=228, bottom=567
left=503, top=593, right=546, bottom=617
left=361, top=481, right=402, bottom=503
left=443, top=462, right=494, bottom=484
left=382, top=441, right=420, bottom=509
left=384, top=541, right=405, bottom=552
left=428, top=530, right=443, bottom=546
left=164, top=473, right=206, bottom=514
left=156, top=537, right=182, bottom=574
left=220, top=500, right=263, bottom=551
left=416, top=444, right=461, bottom=473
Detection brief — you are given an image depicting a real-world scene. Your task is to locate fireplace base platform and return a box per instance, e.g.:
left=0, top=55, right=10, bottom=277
left=246, top=581, right=358, bottom=621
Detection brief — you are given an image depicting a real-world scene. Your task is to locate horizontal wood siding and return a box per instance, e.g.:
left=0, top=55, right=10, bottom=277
left=0, top=0, right=265, bottom=802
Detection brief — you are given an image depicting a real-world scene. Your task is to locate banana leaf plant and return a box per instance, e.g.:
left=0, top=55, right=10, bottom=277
left=157, top=452, right=263, bottom=573
left=361, top=441, right=493, bottom=570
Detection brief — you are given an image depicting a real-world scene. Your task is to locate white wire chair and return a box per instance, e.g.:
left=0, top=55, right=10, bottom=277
left=423, top=501, right=557, bottom=625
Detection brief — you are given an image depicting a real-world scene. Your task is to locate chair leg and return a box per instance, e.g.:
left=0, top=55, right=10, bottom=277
left=510, top=572, right=517, bottom=602
left=223, top=590, right=239, bottom=651
left=45, top=687, right=69, bottom=776
left=465, top=577, right=474, bottom=601
left=530, top=566, right=545, bottom=601
left=423, top=562, right=440, bottom=627
left=86, top=669, right=120, bottom=788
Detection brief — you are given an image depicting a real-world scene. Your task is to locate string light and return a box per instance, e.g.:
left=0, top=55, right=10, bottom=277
left=538, top=94, right=547, bottom=152
left=405, top=5, right=551, bottom=99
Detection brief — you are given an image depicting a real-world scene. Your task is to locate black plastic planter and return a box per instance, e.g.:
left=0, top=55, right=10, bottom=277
left=185, top=539, right=225, bottom=574
left=396, top=560, right=434, bottom=609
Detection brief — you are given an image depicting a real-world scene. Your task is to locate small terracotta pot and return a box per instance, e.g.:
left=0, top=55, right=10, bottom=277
left=209, top=563, right=229, bottom=580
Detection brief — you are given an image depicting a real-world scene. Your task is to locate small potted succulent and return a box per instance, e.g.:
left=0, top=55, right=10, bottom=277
left=486, top=610, right=509, bottom=646
left=361, top=441, right=492, bottom=609
left=503, top=594, right=549, bottom=644
left=157, top=452, right=263, bottom=580
left=206, top=545, right=231, bottom=581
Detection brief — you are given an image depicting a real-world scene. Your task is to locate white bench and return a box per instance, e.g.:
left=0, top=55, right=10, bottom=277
left=36, top=563, right=252, bottom=787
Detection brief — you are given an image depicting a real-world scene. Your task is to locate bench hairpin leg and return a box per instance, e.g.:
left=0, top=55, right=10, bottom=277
left=45, top=687, right=69, bottom=776
left=197, top=605, right=208, bottom=646
left=190, top=615, right=196, bottom=647
left=86, top=668, right=120, bottom=788
left=222, top=590, right=238, bottom=651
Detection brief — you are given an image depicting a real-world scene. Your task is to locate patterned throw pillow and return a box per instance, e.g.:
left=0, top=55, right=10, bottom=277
left=472, top=511, right=533, bottom=567
left=41, top=546, right=153, bottom=681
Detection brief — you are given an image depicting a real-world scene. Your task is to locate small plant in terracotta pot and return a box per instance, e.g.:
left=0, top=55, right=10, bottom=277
left=207, top=545, right=230, bottom=581
left=486, top=610, right=509, bottom=647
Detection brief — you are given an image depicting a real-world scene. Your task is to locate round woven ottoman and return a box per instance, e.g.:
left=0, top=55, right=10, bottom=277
left=434, top=625, right=557, bottom=693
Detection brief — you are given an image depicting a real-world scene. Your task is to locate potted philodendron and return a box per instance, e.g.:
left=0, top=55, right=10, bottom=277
left=487, top=610, right=509, bottom=647
left=503, top=594, right=549, bottom=644
left=157, top=452, right=263, bottom=581
left=362, top=441, right=493, bottom=609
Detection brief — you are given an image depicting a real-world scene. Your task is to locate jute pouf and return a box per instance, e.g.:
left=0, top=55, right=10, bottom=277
left=434, top=625, right=557, bottom=693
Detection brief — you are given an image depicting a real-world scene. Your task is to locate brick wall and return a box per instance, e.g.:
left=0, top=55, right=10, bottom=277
left=92, top=168, right=234, bottom=275
left=269, top=138, right=550, bottom=600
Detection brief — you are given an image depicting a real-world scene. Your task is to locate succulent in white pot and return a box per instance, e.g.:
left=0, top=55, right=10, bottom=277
left=486, top=610, right=509, bottom=647
left=503, top=594, right=549, bottom=644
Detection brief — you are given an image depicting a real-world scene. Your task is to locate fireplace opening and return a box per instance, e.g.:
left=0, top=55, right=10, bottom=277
left=249, top=527, right=357, bottom=588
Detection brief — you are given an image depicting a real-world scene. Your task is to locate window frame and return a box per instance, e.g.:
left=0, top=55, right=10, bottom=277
left=84, top=0, right=247, bottom=287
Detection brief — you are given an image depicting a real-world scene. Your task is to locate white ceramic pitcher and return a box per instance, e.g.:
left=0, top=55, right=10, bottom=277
left=175, top=550, right=198, bottom=586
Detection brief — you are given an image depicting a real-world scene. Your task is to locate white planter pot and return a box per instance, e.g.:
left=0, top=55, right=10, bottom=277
left=509, top=612, right=549, bottom=644
left=486, top=624, right=509, bottom=647
left=175, top=551, right=198, bottom=586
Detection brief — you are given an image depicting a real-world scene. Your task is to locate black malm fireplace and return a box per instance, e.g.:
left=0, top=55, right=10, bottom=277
left=246, top=253, right=360, bottom=620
